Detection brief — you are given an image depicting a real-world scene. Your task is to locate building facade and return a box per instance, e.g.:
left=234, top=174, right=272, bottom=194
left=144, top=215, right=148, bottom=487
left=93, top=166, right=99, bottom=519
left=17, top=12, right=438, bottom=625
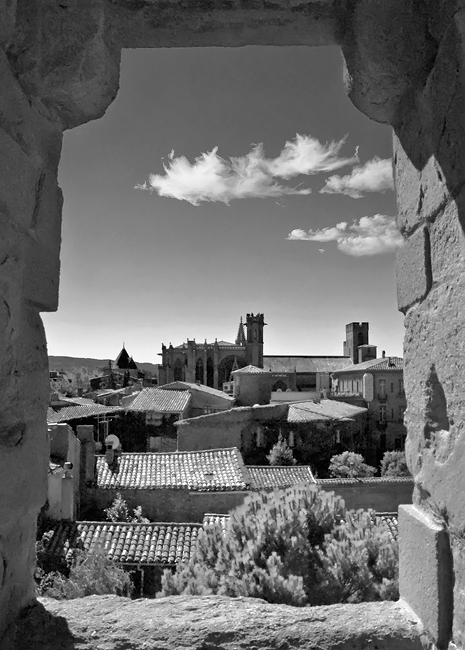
left=158, top=314, right=265, bottom=390
left=331, top=355, right=407, bottom=451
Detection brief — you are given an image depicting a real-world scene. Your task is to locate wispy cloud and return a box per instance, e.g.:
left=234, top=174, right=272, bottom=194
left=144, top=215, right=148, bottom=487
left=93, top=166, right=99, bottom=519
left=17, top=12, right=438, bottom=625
left=288, top=214, right=404, bottom=256
left=320, top=157, right=394, bottom=199
left=135, top=135, right=358, bottom=205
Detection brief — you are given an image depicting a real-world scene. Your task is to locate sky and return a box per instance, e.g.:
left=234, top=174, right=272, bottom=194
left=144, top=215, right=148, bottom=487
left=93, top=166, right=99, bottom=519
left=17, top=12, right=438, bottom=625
left=42, top=45, right=405, bottom=364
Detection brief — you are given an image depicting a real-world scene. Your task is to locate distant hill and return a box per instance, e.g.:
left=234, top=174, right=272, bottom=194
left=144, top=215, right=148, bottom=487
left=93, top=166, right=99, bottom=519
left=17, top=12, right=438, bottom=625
left=49, top=356, right=160, bottom=377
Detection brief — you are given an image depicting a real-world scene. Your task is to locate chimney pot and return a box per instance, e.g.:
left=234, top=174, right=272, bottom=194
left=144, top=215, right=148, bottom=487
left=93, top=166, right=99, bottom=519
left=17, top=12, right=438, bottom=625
left=382, top=351, right=386, bottom=358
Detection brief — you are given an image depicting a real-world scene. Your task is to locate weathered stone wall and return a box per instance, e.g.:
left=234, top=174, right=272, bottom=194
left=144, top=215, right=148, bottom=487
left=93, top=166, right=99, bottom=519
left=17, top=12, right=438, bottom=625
left=392, top=6, right=465, bottom=649
left=84, top=486, right=247, bottom=522
left=317, top=478, right=413, bottom=513
left=1, top=0, right=465, bottom=647
left=176, top=403, right=288, bottom=453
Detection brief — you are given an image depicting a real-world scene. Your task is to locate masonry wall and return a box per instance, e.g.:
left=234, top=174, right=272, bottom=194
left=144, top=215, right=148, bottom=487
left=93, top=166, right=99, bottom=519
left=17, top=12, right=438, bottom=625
left=85, top=488, right=247, bottom=523
left=317, top=479, right=414, bottom=513
left=176, top=404, right=288, bottom=454
left=2, top=1, right=465, bottom=647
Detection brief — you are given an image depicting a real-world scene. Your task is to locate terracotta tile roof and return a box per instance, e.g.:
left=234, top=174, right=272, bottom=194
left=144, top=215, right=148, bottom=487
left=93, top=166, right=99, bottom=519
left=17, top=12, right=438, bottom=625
left=202, top=513, right=231, bottom=533
left=231, top=365, right=270, bottom=375
left=96, top=448, right=250, bottom=491
left=161, top=381, right=234, bottom=401
left=263, top=356, right=353, bottom=374
left=376, top=513, right=398, bottom=542
left=126, top=388, right=191, bottom=413
left=47, top=403, right=121, bottom=423
left=48, top=461, right=64, bottom=476
left=316, top=476, right=413, bottom=486
left=332, top=357, right=404, bottom=374
left=248, top=466, right=315, bottom=489
left=45, top=520, right=202, bottom=566
left=287, top=400, right=367, bottom=423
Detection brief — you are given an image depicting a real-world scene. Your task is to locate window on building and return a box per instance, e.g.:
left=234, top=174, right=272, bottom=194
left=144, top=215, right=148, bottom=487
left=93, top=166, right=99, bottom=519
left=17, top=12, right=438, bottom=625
left=379, top=379, right=386, bottom=396
left=391, top=382, right=394, bottom=393
left=379, top=405, right=386, bottom=422
left=399, top=379, right=404, bottom=394
left=391, top=408, right=394, bottom=420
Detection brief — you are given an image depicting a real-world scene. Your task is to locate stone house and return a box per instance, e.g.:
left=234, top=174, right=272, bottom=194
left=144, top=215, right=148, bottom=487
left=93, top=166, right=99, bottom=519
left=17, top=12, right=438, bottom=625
left=83, top=447, right=251, bottom=522
left=176, top=399, right=369, bottom=473
left=47, top=424, right=81, bottom=521
left=330, top=355, right=407, bottom=452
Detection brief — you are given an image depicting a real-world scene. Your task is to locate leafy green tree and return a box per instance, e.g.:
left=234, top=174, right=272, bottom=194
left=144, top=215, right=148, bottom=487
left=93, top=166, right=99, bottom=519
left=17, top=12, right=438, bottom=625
left=159, top=484, right=398, bottom=606
left=266, top=436, right=297, bottom=466
left=105, top=492, right=149, bottom=523
left=380, top=451, right=411, bottom=477
left=329, top=451, right=377, bottom=478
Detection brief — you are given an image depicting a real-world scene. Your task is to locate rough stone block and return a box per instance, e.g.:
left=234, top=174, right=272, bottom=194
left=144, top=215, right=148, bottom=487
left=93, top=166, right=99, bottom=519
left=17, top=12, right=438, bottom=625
left=0, top=130, right=40, bottom=227
left=396, top=226, right=432, bottom=313
left=399, top=504, right=453, bottom=648
left=430, top=201, right=465, bottom=285
left=22, top=234, right=60, bottom=312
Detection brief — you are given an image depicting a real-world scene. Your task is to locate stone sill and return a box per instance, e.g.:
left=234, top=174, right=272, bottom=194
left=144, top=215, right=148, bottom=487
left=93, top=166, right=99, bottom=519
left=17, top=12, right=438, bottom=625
left=8, top=594, right=426, bottom=650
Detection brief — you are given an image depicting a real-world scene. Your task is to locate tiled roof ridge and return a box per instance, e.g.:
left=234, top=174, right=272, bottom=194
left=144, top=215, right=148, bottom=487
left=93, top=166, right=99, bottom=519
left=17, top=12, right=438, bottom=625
left=96, top=446, right=242, bottom=457
left=232, top=447, right=252, bottom=487
left=76, top=520, right=203, bottom=527
left=316, top=476, right=413, bottom=484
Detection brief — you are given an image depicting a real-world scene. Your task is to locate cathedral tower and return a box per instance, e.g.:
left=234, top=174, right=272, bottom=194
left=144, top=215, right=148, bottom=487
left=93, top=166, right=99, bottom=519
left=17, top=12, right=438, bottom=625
left=343, top=322, right=369, bottom=364
left=246, top=313, right=265, bottom=367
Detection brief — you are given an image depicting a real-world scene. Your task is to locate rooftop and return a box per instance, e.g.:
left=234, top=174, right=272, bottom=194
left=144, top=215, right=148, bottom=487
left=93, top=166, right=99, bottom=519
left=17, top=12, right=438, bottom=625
left=316, top=476, right=413, bottom=485
left=332, top=356, right=404, bottom=374
left=47, top=403, right=121, bottom=423
left=45, top=520, right=202, bottom=566
left=231, top=365, right=270, bottom=375
left=263, top=356, right=353, bottom=374
left=287, top=399, right=367, bottom=423
left=95, top=448, right=249, bottom=491
left=126, top=388, right=191, bottom=413
left=161, top=381, right=234, bottom=400
left=248, top=465, right=315, bottom=489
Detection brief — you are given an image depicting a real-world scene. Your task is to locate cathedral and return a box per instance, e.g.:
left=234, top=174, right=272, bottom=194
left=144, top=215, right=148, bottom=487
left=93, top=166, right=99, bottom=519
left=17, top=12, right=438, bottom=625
left=158, top=314, right=265, bottom=390
left=158, top=315, right=375, bottom=394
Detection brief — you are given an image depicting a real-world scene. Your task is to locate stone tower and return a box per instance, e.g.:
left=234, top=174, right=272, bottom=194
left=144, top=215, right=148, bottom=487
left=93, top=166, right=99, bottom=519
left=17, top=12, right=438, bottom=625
left=245, top=313, right=265, bottom=368
left=343, top=322, right=369, bottom=364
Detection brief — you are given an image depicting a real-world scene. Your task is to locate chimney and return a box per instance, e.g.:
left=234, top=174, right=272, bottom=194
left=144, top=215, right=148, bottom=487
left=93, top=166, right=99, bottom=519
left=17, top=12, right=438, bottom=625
left=76, top=425, right=96, bottom=484
left=382, top=351, right=386, bottom=358
left=61, top=462, right=75, bottom=520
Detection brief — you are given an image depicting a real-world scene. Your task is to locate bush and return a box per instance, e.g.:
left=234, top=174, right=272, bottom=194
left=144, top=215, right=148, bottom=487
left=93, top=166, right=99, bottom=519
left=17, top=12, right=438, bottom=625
left=380, top=451, right=411, bottom=477
left=105, top=492, right=149, bottom=523
left=329, top=451, right=377, bottom=478
left=266, top=436, right=297, bottom=466
left=158, top=484, right=398, bottom=606
left=37, top=544, right=133, bottom=599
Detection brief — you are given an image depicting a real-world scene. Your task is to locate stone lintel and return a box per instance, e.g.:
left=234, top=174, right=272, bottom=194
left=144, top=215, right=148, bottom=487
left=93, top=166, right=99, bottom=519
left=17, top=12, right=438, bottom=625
left=399, top=504, right=453, bottom=649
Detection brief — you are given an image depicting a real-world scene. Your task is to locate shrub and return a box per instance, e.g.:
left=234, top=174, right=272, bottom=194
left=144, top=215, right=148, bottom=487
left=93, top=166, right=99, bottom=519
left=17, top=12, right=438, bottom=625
left=105, top=492, right=149, bottom=523
left=158, top=484, right=398, bottom=606
left=266, top=436, right=297, bottom=466
left=37, top=544, right=133, bottom=599
left=380, top=451, right=411, bottom=477
left=329, top=451, right=377, bottom=478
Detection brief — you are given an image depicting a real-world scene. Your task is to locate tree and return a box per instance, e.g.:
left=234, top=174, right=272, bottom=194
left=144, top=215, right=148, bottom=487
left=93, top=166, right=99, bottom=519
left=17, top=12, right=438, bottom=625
left=158, top=484, right=398, bottom=606
left=37, top=544, right=133, bottom=599
left=266, top=436, right=297, bottom=466
left=105, top=492, right=149, bottom=523
left=329, top=451, right=377, bottom=478
left=380, top=451, right=411, bottom=477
